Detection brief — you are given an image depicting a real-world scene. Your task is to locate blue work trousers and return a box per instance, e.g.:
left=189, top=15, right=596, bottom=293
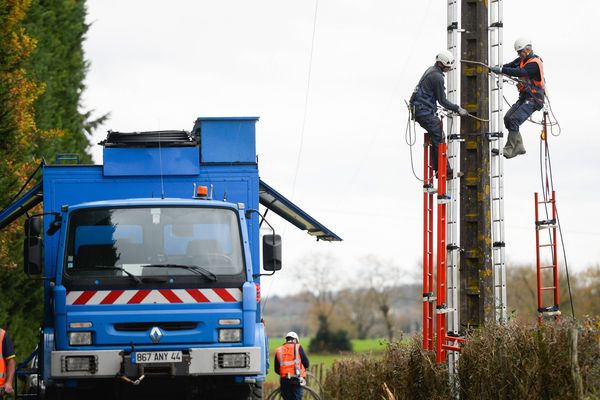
left=504, top=98, right=537, bottom=132
left=415, top=113, right=444, bottom=171
left=280, top=381, right=304, bottom=400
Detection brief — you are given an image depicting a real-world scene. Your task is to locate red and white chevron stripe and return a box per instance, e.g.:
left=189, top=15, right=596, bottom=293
left=66, top=288, right=242, bottom=305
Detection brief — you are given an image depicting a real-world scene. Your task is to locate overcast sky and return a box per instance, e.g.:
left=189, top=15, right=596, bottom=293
left=83, top=1, right=600, bottom=297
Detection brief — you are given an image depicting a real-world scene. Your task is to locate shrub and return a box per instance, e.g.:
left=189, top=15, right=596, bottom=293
left=309, top=315, right=352, bottom=353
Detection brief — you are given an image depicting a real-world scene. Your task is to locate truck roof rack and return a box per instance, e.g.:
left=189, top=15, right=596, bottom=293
left=100, top=130, right=197, bottom=148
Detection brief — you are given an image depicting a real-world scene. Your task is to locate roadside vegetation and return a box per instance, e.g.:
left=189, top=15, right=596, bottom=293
left=324, top=319, right=600, bottom=400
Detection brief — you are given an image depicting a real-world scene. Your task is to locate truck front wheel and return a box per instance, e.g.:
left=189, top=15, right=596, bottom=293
left=249, top=381, right=263, bottom=400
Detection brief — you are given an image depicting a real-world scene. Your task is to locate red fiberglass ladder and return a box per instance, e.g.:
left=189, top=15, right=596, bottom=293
left=534, top=112, right=561, bottom=322
left=422, top=138, right=464, bottom=362
left=422, top=134, right=435, bottom=352
left=534, top=190, right=560, bottom=322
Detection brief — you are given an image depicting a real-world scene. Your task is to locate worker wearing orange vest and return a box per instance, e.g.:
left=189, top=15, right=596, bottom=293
left=0, top=328, right=16, bottom=398
left=490, top=37, right=546, bottom=159
left=274, top=331, right=309, bottom=400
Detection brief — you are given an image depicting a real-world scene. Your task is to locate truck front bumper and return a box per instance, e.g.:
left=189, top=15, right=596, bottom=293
left=50, top=347, right=261, bottom=378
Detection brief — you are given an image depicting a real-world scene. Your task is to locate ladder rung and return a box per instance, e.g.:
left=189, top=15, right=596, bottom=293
left=538, top=244, right=553, bottom=247
left=540, top=265, right=555, bottom=269
left=537, top=225, right=557, bottom=230
left=541, top=286, right=556, bottom=290
left=539, top=310, right=561, bottom=317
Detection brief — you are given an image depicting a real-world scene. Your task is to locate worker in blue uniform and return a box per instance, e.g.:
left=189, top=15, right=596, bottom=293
left=490, top=37, right=545, bottom=159
left=410, top=50, right=468, bottom=179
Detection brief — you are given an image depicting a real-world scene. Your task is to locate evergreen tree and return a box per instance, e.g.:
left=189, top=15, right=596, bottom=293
left=0, top=0, right=49, bottom=358
left=24, top=0, right=106, bottom=163
left=0, top=0, right=103, bottom=358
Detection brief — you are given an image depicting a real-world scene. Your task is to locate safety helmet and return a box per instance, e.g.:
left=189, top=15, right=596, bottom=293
left=435, top=50, right=455, bottom=68
left=514, top=37, right=532, bottom=52
left=285, top=331, right=299, bottom=341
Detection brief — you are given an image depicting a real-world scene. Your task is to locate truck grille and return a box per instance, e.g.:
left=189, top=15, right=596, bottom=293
left=114, top=322, right=197, bottom=331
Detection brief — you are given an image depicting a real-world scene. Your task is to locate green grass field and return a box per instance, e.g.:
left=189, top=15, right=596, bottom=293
left=265, top=338, right=387, bottom=384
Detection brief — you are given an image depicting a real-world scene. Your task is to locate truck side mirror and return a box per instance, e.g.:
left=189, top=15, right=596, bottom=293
left=24, top=216, right=43, bottom=275
left=262, top=234, right=282, bottom=271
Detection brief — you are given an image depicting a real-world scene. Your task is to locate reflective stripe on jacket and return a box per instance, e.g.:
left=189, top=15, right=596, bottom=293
left=517, top=56, right=545, bottom=107
left=0, top=328, right=6, bottom=385
left=275, top=343, right=306, bottom=378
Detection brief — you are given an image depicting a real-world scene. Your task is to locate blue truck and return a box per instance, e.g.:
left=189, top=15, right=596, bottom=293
left=0, top=117, right=340, bottom=399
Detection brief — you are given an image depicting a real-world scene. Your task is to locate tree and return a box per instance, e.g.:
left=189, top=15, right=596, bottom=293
left=574, top=265, right=600, bottom=318
left=0, top=0, right=51, bottom=357
left=0, top=0, right=101, bottom=358
left=294, top=253, right=354, bottom=351
left=295, top=253, right=342, bottom=325
left=363, top=255, right=402, bottom=342
left=338, top=287, right=377, bottom=340
left=24, top=0, right=107, bottom=162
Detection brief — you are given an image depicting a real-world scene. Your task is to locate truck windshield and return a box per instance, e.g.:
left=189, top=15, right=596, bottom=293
left=64, top=207, right=244, bottom=279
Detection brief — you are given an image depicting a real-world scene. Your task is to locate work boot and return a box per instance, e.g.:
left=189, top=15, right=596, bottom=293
left=512, top=132, right=526, bottom=157
left=503, top=130, right=519, bottom=159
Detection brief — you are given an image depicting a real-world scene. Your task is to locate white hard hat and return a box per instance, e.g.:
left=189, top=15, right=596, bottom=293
left=285, top=331, right=299, bottom=341
left=514, top=37, right=532, bottom=52
left=435, top=50, right=455, bottom=68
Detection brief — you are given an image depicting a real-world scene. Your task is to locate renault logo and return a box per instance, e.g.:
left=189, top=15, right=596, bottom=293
left=149, top=326, right=163, bottom=343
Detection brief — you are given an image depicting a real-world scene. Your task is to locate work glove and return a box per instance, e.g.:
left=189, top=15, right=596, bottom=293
left=490, top=66, right=502, bottom=74
left=458, top=107, right=469, bottom=117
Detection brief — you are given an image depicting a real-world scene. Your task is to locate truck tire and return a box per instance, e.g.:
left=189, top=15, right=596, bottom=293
left=250, top=381, right=264, bottom=400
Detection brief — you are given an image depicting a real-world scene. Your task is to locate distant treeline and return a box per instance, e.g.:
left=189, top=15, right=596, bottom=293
left=264, top=264, right=599, bottom=341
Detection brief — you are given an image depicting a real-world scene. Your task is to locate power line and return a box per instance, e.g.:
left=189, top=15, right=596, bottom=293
left=290, top=0, right=320, bottom=202
left=264, top=0, right=320, bottom=316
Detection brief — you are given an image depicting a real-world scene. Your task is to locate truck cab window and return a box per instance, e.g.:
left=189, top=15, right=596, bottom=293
left=64, top=207, right=244, bottom=280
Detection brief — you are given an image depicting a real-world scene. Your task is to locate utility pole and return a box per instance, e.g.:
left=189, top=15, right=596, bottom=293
left=459, top=0, right=494, bottom=328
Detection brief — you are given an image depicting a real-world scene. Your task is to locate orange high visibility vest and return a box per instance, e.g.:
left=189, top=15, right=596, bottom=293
left=0, top=329, right=6, bottom=386
left=517, top=56, right=545, bottom=106
left=275, top=343, right=306, bottom=378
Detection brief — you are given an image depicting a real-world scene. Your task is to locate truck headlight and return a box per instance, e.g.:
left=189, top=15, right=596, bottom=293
left=218, top=328, right=241, bottom=342
left=69, top=331, right=92, bottom=346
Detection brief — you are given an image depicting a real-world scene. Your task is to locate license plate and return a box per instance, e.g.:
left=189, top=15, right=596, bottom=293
left=132, top=351, right=183, bottom=364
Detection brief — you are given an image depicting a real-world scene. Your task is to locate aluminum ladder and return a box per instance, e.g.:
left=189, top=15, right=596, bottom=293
left=488, top=0, right=507, bottom=323
left=445, top=0, right=461, bottom=374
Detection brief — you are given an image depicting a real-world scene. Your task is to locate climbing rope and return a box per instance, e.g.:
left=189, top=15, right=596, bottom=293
left=404, top=101, right=423, bottom=182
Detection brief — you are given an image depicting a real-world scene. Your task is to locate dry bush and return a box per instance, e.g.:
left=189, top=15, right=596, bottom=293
left=458, top=319, right=600, bottom=399
left=324, top=336, right=451, bottom=400
left=323, top=320, right=600, bottom=400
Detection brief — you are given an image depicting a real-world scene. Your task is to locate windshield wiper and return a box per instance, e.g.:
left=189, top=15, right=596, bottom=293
left=85, top=266, right=142, bottom=285
left=141, top=264, right=217, bottom=282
